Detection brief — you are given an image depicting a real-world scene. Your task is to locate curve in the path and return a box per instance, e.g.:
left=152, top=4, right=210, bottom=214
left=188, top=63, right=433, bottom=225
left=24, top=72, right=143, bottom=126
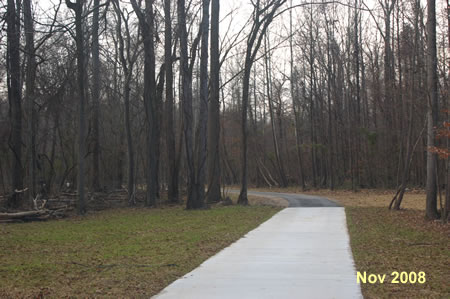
left=230, top=190, right=341, bottom=207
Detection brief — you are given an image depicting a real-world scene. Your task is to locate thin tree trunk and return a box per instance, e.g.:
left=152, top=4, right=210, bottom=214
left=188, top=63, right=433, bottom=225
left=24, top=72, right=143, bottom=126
left=155, top=65, right=165, bottom=199
left=24, top=0, right=37, bottom=203
left=264, top=35, right=287, bottom=187
left=92, top=0, right=101, bottom=191
left=178, top=0, right=201, bottom=209
left=238, top=0, right=286, bottom=204
left=113, top=0, right=137, bottom=204
left=164, top=0, right=178, bottom=203
left=391, top=1, right=420, bottom=210
left=309, top=5, right=317, bottom=188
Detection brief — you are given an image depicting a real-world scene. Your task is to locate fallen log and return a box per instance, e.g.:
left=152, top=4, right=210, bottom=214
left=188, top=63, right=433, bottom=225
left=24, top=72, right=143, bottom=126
left=0, top=210, right=49, bottom=220
left=0, top=208, right=70, bottom=222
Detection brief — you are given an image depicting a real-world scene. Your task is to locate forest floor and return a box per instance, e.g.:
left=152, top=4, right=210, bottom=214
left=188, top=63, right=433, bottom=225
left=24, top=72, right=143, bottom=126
left=0, top=204, right=280, bottom=298
left=246, top=187, right=450, bottom=298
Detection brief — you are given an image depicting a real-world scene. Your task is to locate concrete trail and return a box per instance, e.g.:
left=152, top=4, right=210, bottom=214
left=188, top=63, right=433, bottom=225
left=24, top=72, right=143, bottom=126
left=153, top=193, right=362, bottom=299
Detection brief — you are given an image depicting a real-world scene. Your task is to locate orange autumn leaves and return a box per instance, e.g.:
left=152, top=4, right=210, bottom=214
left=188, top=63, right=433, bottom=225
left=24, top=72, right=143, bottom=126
left=428, top=111, right=450, bottom=159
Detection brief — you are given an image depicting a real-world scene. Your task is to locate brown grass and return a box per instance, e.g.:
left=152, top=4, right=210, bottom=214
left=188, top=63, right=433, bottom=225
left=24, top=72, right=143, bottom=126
left=305, top=188, right=427, bottom=210
left=347, top=207, right=450, bottom=298
left=245, top=186, right=427, bottom=210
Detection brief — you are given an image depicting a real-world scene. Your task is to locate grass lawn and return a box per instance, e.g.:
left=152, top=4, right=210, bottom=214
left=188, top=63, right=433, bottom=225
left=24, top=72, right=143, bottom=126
left=0, top=205, right=280, bottom=298
left=246, top=186, right=450, bottom=298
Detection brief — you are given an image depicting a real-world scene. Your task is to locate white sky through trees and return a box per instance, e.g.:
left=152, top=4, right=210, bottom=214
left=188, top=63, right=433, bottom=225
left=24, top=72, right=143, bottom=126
left=26, top=0, right=449, bottom=102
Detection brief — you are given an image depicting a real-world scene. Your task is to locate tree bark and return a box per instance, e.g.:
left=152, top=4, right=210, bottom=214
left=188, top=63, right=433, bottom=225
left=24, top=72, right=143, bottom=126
left=289, top=1, right=306, bottom=189
left=178, top=0, right=203, bottom=209
left=192, top=0, right=210, bottom=207
left=24, top=0, right=37, bottom=203
left=164, top=0, right=178, bottom=203
left=6, top=0, right=23, bottom=208
left=66, top=0, right=87, bottom=214
left=113, top=0, right=138, bottom=204
left=238, top=0, right=286, bottom=205
left=206, top=0, right=221, bottom=203
left=130, top=0, right=158, bottom=207
left=92, top=0, right=101, bottom=191
left=425, top=0, right=439, bottom=219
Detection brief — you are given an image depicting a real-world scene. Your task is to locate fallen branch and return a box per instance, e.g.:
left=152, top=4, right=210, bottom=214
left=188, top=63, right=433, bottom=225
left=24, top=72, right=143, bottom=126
left=0, top=207, right=70, bottom=222
left=0, top=210, right=49, bottom=220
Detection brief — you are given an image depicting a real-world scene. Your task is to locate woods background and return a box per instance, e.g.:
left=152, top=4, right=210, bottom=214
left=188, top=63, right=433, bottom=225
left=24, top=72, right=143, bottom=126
left=0, top=0, right=448, bottom=218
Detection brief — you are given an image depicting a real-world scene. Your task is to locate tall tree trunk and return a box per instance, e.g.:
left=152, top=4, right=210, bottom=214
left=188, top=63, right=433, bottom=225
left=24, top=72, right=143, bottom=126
left=24, top=0, right=37, bottom=203
left=164, top=0, right=178, bottom=203
left=206, top=0, right=221, bottom=203
left=155, top=65, right=165, bottom=199
left=238, top=0, right=286, bottom=205
left=6, top=0, right=23, bottom=208
left=324, top=7, right=335, bottom=190
left=192, top=0, right=210, bottom=208
left=66, top=0, right=87, bottom=214
left=238, top=65, right=251, bottom=205
left=92, top=0, right=101, bottom=191
left=113, top=0, right=137, bottom=203
left=178, top=0, right=200, bottom=209
left=445, top=0, right=450, bottom=222
left=130, top=0, right=158, bottom=207
left=354, top=0, right=361, bottom=188
left=309, top=5, right=317, bottom=188
left=425, top=0, right=439, bottom=219
left=390, top=0, right=420, bottom=210
left=383, top=0, right=396, bottom=188
left=289, top=7, right=306, bottom=190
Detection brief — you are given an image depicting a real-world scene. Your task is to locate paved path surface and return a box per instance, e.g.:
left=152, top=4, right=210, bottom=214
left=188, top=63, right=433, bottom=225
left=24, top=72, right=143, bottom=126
left=153, top=192, right=362, bottom=299
left=240, top=190, right=341, bottom=207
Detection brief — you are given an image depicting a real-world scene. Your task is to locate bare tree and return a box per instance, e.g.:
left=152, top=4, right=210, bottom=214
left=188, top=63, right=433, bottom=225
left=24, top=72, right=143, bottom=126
left=425, top=0, right=439, bottom=219
left=130, top=0, right=159, bottom=207
left=91, top=0, right=101, bottom=191
left=66, top=0, right=87, bottom=214
left=113, top=0, right=140, bottom=204
left=238, top=0, right=286, bottom=205
left=178, top=0, right=194, bottom=208
left=192, top=0, right=211, bottom=207
left=164, top=0, right=179, bottom=203
left=6, top=0, right=23, bottom=208
left=289, top=0, right=306, bottom=190
left=178, top=0, right=206, bottom=209
left=264, top=34, right=287, bottom=187
left=206, top=0, right=221, bottom=203
left=24, top=0, right=37, bottom=203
